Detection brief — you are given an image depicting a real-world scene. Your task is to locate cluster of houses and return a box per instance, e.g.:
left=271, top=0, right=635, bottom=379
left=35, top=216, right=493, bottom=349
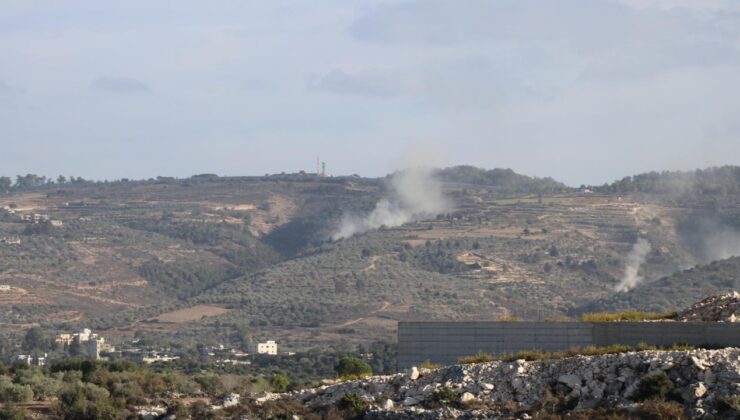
left=55, top=328, right=114, bottom=360
left=20, top=213, right=63, bottom=227
left=9, top=327, right=285, bottom=368
left=10, top=353, right=48, bottom=366
left=199, top=340, right=282, bottom=366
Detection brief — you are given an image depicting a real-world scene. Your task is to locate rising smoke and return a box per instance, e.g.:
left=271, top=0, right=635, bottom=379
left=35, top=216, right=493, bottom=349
left=678, top=215, right=740, bottom=263
left=332, top=166, right=448, bottom=240
left=614, top=237, right=652, bottom=292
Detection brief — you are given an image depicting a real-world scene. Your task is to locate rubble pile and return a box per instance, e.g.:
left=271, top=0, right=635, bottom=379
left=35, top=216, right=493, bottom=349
left=287, top=348, right=740, bottom=418
left=677, top=291, right=739, bottom=322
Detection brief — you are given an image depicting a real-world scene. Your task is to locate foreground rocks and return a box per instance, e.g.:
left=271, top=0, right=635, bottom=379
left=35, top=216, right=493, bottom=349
left=677, top=292, right=739, bottom=322
left=286, top=348, right=740, bottom=418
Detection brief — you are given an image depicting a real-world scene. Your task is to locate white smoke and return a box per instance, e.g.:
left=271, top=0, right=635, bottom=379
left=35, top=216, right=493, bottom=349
left=332, top=166, right=448, bottom=240
left=614, top=238, right=652, bottom=292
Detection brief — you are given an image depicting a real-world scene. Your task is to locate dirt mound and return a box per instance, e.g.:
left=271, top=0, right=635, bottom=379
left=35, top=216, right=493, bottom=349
left=677, top=292, right=739, bottom=322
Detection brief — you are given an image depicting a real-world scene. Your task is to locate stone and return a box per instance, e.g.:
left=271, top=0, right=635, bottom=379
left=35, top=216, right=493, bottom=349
left=383, top=399, right=394, bottom=410
left=403, top=396, right=420, bottom=406
left=691, top=356, right=707, bottom=370
left=683, top=382, right=707, bottom=401
left=558, top=374, right=581, bottom=388
left=407, top=366, right=420, bottom=380
left=222, top=393, right=240, bottom=408
left=481, top=382, right=494, bottom=391
left=460, top=392, right=476, bottom=403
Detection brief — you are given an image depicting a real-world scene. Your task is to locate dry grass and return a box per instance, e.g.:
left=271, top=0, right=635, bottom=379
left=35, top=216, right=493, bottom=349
left=458, top=352, right=495, bottom=364
left=580, top=310, right=677, bottom=322
left=153, top=305, right=230, bottom=323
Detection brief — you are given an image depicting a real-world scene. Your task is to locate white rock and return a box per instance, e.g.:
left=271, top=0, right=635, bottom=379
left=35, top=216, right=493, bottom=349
left=481, top=382, right=494, bottom=391
left=408, top=366, right=420, bottom=380
left=460, top=392, right=476, bottom=403
left=222, top=393, right=240, bottom=408
left=691, top=356, right=707, bottom=370
left=403, top=396, right=420, bottom=406
left=383, top=399, right=394, bottom=410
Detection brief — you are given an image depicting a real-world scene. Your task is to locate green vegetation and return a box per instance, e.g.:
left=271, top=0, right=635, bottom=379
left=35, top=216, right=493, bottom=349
left=425, top=386, right=457, bottom=409
left=337, top=393, right=368, bottom=419
left=584, top=256, right=740, bottom=313
left=579, top=310, right=677, bottom=322
left=458, top=352, right=495, bottom=364
left=435, top=166, right=568, bottom=193
left=269, top=374, right=291, bottom=393
left=633, top=372, right=675, bottom=402
left=419, top=360, right=441, bottom=370
left=335, top=357, right=372, bottom=379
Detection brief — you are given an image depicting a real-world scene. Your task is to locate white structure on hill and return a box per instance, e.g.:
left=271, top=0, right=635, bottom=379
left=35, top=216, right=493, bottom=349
left=55, top=328, right=113, bottom=359
left=256, top=340, right=278, bottom=355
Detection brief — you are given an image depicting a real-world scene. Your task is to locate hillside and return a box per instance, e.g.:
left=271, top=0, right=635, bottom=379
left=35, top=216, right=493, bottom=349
left=579, top=257, right=740, bottom=314
left=1, top=166, right=740, bottom=354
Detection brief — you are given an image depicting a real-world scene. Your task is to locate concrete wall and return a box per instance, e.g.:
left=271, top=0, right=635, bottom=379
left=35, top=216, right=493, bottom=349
left=397, top=321, right=740, bottom=370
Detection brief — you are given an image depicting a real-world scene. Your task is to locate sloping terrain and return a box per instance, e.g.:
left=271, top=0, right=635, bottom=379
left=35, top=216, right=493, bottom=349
left=580, top=257, right=740, bottom=314
left=283, top=348, right=740, bottom=418
left=1, top=167, right=739, bottom=353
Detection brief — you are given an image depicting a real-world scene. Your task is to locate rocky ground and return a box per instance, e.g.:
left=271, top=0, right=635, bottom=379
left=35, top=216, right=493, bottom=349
left=677, top=292, right=739, bottom=322
left=276, top=348, right=740, bottom=419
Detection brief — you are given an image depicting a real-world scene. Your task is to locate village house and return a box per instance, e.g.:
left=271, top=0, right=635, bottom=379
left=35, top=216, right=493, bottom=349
left=256, top=340, right=278, bottom=355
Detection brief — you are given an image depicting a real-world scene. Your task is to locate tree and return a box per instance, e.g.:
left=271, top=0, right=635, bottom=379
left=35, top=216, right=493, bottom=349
left=57, top=382, right=120, bottom=420
left=335, top=357, right=372, bottom=378
left=23, top=328, right=48, bottom=352
left=56, top=175, right=67, bottom=184
left=0, top=177, right=11, bottom=194
left=14, top=174, right=46, bottom=190
left=269, top=374, right=290, bottom=392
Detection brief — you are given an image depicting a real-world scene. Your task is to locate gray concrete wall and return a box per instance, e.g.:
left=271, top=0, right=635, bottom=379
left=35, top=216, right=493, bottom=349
left=397, top=321, right=740, bottom=370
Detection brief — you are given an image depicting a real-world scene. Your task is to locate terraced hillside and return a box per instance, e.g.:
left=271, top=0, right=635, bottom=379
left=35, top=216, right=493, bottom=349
left=0, top=167, right=739, bottom=354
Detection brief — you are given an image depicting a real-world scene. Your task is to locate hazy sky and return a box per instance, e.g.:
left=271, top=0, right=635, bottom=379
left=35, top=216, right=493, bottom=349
left=1, top=0, right=739, bottom=186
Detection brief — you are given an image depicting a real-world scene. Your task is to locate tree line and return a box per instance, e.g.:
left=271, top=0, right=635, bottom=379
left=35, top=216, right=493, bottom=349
left=0, top=174, right=90, bottom=194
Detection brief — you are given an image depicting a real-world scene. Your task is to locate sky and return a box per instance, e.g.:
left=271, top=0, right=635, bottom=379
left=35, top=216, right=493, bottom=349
left=1, top=0, right=739, bottom=186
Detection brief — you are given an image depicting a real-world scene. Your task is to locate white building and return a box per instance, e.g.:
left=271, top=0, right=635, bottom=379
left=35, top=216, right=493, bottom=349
left=256, top=340, right=278, bottom=355
left=55, top=329, right=114, bottom=359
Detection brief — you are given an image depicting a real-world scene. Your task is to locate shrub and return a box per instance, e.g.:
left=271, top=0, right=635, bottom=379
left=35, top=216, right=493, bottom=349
left=0, top=403, right=28, bottom=420
left=425, top=386, right=457, bottom=409
left=633, top=372, right=675, bottom=401
left=57, top=382, right=121, bottom=420
left=580, top=310, right=677, bottom=322
left=0, top=383, right=33, bottom=403
left=458, top=352, right=494, bottom=364
left=419, top=360, right=441, bottom=370
left=335, top=357, right=372, bottom=378
left=338, top=392, right=368, bottom=418
left=269, top=374, right=291, bottom=393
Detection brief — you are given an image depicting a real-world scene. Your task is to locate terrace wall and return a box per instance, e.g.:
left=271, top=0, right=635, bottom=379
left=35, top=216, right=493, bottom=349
left=397, top=321, right=740, bottom=370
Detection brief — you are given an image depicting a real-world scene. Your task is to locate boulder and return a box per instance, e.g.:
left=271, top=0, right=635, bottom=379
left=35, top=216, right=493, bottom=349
left=558, top=374, right=581, bottom=389
left=460, top=392, right=476, bottom=403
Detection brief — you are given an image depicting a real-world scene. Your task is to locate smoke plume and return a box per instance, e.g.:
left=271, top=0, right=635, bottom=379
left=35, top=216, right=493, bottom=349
left=332, top=167, right=448, bottom=240
left=614, top=238, right=652, bottom=292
